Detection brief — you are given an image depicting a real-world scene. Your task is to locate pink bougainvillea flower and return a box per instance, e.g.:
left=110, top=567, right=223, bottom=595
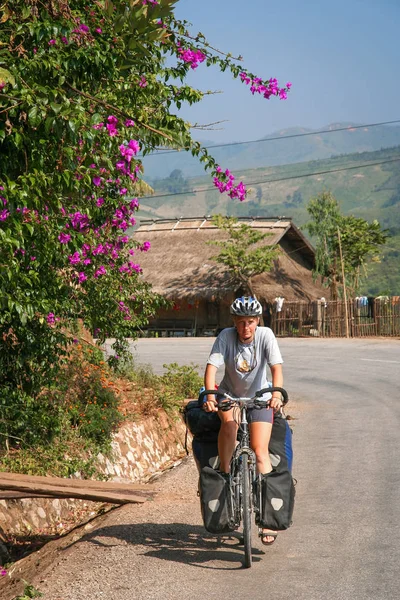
left=96, top=197, right=105, bottom=207
left=140, top=241, right=151, bottom=252
left=213, top=165, right=247, bottom=201
left=70, top=211, right=89, bottom=230
left=92, top=122, right=104, bottom=130
left=129, top=198, right=139, bottom=210
left=93, top=176, right=102, bottom=187
left=61, top=36, right=69, bottom=44
left=106, top=123, right=118, bottom=136
left=177, top=47, right=206, bottom=70
left=48, top=39, right=56, bottom=45
left=77, top=272, right=87, bottom=283
left=94, top=266, right=107, bottom=278
left=125, top=119, right=135, bottom=127
left=128, top=139, right=140, bottom=153
left=68, top=252, right=81, bottom=265
left=239, top=72, right=291, bottom=102
left=47, top=313, right=56, bottom=324
left=138, top=75, right=148, bottom=88
left=95, top=28, right=102, bottom=34
left=0, top=209, right=9, bottom=221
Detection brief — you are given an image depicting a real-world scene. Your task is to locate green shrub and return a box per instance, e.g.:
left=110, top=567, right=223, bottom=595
left=160, top=363, right=203, bottom=411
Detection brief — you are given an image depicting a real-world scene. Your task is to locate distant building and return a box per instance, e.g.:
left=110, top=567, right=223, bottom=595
left=134, top=217, right=327, bottom=336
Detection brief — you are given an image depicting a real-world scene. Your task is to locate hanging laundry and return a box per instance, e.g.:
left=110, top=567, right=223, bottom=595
left=274, top=297, right=284, bottom=312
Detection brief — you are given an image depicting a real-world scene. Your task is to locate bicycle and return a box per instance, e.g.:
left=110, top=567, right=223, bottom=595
left=198, top=386, right=289, bottom=568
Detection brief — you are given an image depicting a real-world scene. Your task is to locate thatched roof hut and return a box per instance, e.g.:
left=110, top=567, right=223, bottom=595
left=135, top=216, right=325, bottom=301
left=134, top=217, right=327, bottom=335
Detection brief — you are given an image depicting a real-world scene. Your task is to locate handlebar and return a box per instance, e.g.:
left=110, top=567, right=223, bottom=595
left=198, top=386, right=289, bottom=410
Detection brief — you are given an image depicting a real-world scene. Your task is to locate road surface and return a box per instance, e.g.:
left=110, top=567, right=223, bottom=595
left=38, top=338, right=400, bottom=599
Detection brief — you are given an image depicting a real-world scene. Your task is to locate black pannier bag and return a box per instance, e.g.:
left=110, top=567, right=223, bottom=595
left=255, top=469, right=295, bottom=531
left=192, top=438, right=220, bottom=471
left=183, top=401, right=294, bottom=474
left=199, top=466, right=235, bottom=534
left=268, top=412, right=293, bottom=473
left=182, top=400, right=220, bottom=472
left=183, top=400, right=220, bottom=441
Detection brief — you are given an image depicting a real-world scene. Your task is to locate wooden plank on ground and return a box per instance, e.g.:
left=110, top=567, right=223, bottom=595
left=0, top=472, right=157, bottom=504
left=0, top=491, right=53, bottom=500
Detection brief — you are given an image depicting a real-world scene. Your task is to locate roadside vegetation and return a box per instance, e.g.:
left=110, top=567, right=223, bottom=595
left=0, top=338, right=203, bottom=479
left=0, top=1, right=288, bottom=480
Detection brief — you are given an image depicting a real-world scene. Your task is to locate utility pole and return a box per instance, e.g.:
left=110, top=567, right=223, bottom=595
left=337, top=227, right=349, bottom=338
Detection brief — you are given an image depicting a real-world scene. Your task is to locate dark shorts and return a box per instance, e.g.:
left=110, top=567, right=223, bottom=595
left=247, top=406, right=274, bottom=424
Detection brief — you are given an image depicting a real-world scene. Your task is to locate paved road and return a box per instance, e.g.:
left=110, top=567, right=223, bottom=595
left=40, top=338, right=400, bottom=600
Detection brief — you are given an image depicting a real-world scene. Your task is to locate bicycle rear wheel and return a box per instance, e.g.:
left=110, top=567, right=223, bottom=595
left=241, top=453, right=252, bottom=568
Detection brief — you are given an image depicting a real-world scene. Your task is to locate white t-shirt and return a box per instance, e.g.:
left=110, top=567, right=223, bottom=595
left=207, top=326, right=283, bottom=400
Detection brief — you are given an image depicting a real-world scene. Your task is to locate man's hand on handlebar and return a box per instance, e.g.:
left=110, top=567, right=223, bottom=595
left=204, top=395, right=218, bottom=412
left=270, top=396, right=284, bottom=412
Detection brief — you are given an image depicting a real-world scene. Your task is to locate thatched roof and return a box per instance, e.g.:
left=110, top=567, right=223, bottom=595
left=134, top=217, right=327, bottom=302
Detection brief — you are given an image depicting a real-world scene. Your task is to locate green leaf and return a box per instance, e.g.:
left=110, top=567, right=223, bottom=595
left=28, top=106, right=38, bottom=121
left=50, top=103, right=62, bottom=115
left=0, top=67, right=15, bottom=86
left=44, top=117, right=54, bottom=134
left=68, top=120, right=76, bottom=134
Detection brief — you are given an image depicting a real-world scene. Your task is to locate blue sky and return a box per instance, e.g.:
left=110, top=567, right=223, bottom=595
left=173, top=0, right=400, bottom=143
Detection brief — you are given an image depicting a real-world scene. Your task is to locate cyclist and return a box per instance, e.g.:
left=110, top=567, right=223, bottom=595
left=203, top=296, right=284, bottom=545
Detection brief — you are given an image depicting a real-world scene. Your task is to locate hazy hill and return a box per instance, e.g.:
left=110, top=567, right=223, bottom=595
left=142, top=122, right=400, bottom=179
left=140, top=145, right=400, bottom=295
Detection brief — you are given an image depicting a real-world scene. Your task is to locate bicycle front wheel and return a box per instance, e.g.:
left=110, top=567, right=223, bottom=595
left=241, top=453, right=252, bottom=568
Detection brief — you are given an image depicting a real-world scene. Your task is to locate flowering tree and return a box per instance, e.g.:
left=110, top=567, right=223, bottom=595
left=0, top=0, right=290, bottom=402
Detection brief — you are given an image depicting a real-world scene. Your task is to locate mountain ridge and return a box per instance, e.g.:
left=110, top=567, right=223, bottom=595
left=143, top=121, right=400, bottom=180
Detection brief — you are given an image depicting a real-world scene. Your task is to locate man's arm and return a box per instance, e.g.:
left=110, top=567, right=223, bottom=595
left=270, top=363, right=283, bottom=411
left=203, top=363, right=218, bottom=412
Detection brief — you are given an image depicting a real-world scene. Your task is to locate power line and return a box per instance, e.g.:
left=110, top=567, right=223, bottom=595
left=139, top=119, right=400, bottom=157
left=140, top=156, right=400, bottom=201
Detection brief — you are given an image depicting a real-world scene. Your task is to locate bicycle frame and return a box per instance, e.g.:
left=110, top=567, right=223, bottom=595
left=230, top=403, right=258, bottom=528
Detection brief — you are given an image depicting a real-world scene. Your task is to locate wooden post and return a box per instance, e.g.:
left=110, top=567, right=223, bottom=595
left=337, top=227, right=349, bottom=338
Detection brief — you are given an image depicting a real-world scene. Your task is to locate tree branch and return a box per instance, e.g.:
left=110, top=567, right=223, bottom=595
left=191, top=119, right=228, bottom=130
left=176, top=31, right=243, bottom=61
left=64, top=82, right=174, bottom=141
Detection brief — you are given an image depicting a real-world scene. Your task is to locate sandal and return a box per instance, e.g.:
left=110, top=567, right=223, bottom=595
left=259, top=528, right=278, bottom=546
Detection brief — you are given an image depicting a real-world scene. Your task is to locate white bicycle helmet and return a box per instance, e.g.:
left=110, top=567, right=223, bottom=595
left=230, top=296, right=262, bottom=316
